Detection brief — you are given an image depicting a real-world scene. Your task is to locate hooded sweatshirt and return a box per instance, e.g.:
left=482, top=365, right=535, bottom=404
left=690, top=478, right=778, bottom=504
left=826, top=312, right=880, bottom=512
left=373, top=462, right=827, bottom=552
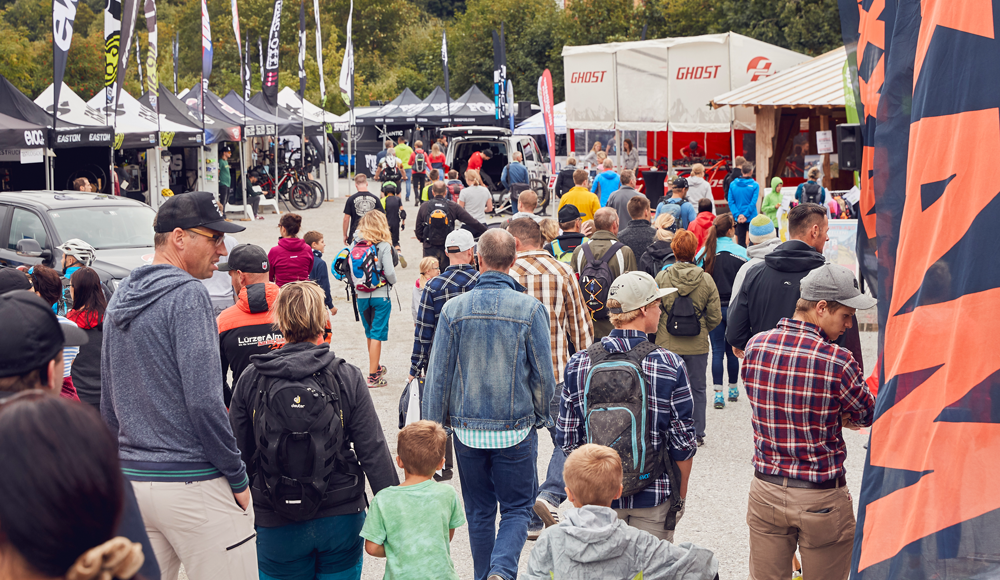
left=217, top=282, right=285, bottom=406
left=762, top=177, right=784, bottom=224
left=654, top=262, right=722, bottom=356
left=727, top=176, right=759, bottom=221
left=102, top=264, right=248, bottom=492
left=726, top=239, right=826, bottom=350
left=525, top=505, right=719, bottom=580
left=688, top=211, right=715, bottom=250
left=591, top=170, right=622, bottom=206
left=730, top=236, right=782, bottom=302
left=229, top=341, right=399, bottom=527
left=268, top=237, right=315, bottom=287
left=639, top=239, right=675, bottom=277
left=686, top=175, right=715, bottom=213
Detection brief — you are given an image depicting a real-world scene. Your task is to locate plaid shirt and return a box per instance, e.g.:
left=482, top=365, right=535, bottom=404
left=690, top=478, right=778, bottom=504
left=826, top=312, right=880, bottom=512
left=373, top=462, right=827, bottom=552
left=409, top=264, right=479, bottom=376
left=511, top=250, right=594, bottom=384
left=742, top=318, right=875, bottom=483
left=558, top=330, right=698, bottom=509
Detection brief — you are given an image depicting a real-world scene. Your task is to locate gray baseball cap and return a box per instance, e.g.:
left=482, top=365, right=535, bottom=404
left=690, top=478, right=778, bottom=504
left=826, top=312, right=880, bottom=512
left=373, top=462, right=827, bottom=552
left=800, top=264, right=876, bottom=310
left=445, top=229, right=476, bottom=253
left=608, top=271, right=676, bottom=313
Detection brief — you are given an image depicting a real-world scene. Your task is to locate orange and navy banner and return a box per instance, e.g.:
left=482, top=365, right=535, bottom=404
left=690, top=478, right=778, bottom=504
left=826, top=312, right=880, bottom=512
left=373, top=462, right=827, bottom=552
left=840, top=0, right=1000, bottom=577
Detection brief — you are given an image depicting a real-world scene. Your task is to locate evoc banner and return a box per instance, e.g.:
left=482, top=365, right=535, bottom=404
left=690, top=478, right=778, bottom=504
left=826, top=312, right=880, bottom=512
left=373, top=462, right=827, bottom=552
left=52, top=0, right=79, bottom=129
left=263, top=0, right=283, bottom=106
left=838, top=1, right=1000, bottom=578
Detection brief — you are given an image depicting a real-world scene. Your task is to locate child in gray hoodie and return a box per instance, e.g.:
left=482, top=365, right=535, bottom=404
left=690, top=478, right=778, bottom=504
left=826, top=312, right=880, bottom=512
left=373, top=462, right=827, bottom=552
left=526, top=444, right=719, bottom=580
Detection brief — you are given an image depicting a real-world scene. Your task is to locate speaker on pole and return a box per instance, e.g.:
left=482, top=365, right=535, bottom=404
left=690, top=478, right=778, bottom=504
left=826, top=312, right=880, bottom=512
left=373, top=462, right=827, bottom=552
left=837, top=124, right=863, bottom=171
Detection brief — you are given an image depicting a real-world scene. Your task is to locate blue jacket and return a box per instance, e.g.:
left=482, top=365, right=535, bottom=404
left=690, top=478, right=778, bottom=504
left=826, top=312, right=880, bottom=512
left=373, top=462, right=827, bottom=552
left=591, top=171, right=622, bottom=206
left=309, top=249, right=333, bottom=309
left=422, top=271, right=555, bottom=432
left=727, top=177, right=759, bottom=221
left=501, top=162, right=530, bottom=189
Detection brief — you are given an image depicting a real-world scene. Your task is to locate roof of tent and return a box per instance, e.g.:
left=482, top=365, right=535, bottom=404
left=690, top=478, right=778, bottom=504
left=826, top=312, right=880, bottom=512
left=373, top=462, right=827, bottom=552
left=0, top=111, right=49, bottom=149
left=410, top=86, right=452, bottom=125
left=85, top=89, right=202, bottom=148
left=248, top=92, right=324, bottom=136
left=355, top=88, right=423, bottom=126
left=447, top=85, right=497, bottom=125
left=180, top=86, right=249, bottom=131
left=560, top=32, right=809, bottom=132
left=141, top=84, right=240, bottom=144
left=34, top=83, right=106, bottom=127
left=222, top=91, right=282, bottom=136
left=277, top=87, right=348, bottom=130
left=711, top=47, right=847, bottom=109
left=0, top=75, right=112, bottom=148
left=515, top=101, right=566, bottom=135
left=225, top=92, right=305, bottom=137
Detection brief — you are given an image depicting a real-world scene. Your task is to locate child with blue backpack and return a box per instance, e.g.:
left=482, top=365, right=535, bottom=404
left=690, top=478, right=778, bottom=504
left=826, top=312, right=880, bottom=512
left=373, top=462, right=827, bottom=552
left=349, top=211, right=397, bottom=388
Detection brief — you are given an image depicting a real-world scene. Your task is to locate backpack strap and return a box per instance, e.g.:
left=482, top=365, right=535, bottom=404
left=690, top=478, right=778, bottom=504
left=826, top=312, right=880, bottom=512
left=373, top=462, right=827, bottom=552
left=580, top=241, right=596, bottom=267
left=601, top=241, right=625, bottom=267
left=625, top=339, right=658, bottom=367
left=586, top=341, right=610, bottom=366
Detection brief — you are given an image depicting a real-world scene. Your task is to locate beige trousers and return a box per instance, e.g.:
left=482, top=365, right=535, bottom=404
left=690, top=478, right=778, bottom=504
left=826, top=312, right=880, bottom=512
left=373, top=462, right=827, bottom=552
left=614, top=500, right=686, bottom=543
left=131, top=477, right=258, bottom=580
left=746, top=477, right=856, bottom=580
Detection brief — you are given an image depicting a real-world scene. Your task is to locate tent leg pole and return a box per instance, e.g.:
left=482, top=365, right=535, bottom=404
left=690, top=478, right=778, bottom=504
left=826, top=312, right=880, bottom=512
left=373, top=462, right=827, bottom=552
left=667, top=129, right=673, bottom=180
left=242, top=140, right=251, bottom=220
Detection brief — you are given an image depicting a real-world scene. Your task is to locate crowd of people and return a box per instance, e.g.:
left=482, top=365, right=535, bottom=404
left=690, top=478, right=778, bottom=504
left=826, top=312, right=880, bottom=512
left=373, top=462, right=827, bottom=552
left=0, top=143, right=876, bottom=580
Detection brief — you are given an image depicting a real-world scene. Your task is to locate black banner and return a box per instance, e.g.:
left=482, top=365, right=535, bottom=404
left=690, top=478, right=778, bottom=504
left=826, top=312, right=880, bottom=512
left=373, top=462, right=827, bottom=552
left=492, top=24, right=507, bottom=123
left=263, top=0, right=282, bottom=106
left=52, top=0, right=79, bottom=130
left=172, top=31, right=178, bottom=93
left=115, top=0, right=137, bottom=114
left=298, top=0, right=306, bottom=99
left=244, top=32, right=252, bottom=101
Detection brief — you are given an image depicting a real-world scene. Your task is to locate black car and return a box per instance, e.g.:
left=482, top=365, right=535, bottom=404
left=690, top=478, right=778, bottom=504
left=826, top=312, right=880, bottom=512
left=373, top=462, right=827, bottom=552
left=0, top=191, right=156, bottom=294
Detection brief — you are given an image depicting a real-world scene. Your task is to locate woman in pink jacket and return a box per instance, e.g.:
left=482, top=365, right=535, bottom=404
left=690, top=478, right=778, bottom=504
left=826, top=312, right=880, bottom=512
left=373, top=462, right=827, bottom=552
left=268, top=213, right=315, bottom=286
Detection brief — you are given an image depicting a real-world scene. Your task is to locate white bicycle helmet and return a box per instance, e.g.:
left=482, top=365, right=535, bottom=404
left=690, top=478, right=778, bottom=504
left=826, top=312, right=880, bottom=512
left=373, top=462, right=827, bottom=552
left=56, top=238, right=96, bottom=267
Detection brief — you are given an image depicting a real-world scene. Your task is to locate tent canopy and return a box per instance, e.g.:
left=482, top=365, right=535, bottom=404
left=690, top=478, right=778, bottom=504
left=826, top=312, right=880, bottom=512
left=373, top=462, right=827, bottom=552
left=515, top=101, right=566, bottom=135
left=35, top=83, right=106, bottom=127
left=0, top=74, right=112, bottom=148
left=711, top=47, right=848, bottom=109
left=222, top=91, right=282, bottom=137
left=86, top=89, right=202, bottom=149
left=180, top=86, right=249, bottom=134
left=277, top=87, right=348, bottom=130
left=249, top=92, right=324, bottom=137
left=0, top=111, right=49, bottom=149
left=447, top=85, right=497, bottom=125
left=143, top=84, right=239, bottom=145
left=561, top=32, right=809, bottom=132
left=355, top=88, right=423, bottom=126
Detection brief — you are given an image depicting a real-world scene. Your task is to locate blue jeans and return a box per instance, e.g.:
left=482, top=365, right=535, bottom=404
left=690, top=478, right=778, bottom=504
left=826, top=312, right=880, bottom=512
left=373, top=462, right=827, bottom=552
left=455, top=429, right=538, bottom=580
left=404, top=168, right=413, bottom=199
left=709, top=305, right=740, bottom=389
left=531, top=384, right=566, bottom=528
left=256, top=513, right=365, bottom=580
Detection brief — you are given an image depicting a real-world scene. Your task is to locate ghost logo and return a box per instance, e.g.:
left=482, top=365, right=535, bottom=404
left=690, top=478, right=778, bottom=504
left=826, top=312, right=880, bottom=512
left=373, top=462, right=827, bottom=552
left=746, top=57, right=774, bottom=82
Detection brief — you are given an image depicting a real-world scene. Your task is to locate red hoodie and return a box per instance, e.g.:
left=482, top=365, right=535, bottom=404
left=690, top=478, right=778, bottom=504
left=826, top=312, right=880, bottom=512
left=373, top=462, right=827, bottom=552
left=268, top=237, right=315, bottom=287
left=688, top=211, right=715, bottom=250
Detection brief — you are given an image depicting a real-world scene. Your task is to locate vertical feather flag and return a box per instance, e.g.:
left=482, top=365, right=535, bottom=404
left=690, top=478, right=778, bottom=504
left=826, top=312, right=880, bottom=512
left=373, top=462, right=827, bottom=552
left=537, top=69, right=555, bottom=174
left=338, top=0, right=353, bottom=106
left=200, top=0, right=212, bottom=123
left=103, top=0, right=122, bottom=123
left=244, top=32, right=251, bottom=101
left=144, top=0, right=157, bottom=114
left=172, top=31, right=178, bottom=94
left=231, top=0, right=242, bottom=94
left=114, top=0, right=137, bottom=118
left=298, top=0, right=306, bottom=99
left=262, top=0, right=283, bottom=106
left=312, top=0, right=324, bottom=106
left=257, top=36, right=263, bottom=87
left=441, top=30, right=451, bottom=125
left=52, top=0, right=79, bottom=129
left=492, top=24, right=507, bottom=123
left=135, top=34, right=143, bottom=89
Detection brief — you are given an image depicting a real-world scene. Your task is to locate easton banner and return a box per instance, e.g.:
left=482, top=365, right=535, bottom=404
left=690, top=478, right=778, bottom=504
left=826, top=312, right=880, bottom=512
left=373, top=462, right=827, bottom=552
left=262, top=0, right=283, bottom=106
left=838, top=1, right=1000, bottom=578
left=52, top=0, right=79, bottom=129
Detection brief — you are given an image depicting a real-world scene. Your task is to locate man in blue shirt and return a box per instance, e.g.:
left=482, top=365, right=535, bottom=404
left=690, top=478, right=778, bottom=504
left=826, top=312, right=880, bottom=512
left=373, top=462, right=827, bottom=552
left=655, top=177, right=697, bottom=230
left=501, top=151, right=530, bottom=190
left=727, top=163, right=760, bottom=247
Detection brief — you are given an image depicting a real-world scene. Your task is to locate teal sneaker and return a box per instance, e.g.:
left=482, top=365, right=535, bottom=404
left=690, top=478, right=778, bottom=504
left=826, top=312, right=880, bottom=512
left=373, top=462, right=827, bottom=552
left=713, top=391, right=725, bottom=409
left=728, top=386, right=740, bottom=402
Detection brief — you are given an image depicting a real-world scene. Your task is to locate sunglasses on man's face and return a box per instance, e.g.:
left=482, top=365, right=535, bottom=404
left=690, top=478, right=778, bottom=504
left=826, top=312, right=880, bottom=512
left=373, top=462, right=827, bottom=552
left=187, top=228, right=226, bottom=246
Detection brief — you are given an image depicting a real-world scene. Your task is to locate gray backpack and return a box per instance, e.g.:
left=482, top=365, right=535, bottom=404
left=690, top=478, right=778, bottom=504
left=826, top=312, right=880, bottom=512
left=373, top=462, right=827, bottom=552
left=583, top=340, right=664, bottom=496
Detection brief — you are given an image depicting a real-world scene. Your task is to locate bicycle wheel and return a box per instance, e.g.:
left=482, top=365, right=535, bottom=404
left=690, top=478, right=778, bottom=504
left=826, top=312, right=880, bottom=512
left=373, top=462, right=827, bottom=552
left=307, top=180, right=325, bottom=208
left=289, top=182, right=314, bottom=210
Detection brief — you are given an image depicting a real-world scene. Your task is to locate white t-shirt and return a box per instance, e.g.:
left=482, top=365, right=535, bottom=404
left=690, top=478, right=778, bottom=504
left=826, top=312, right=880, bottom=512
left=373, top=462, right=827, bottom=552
left=201, top=234, right=238, bottom=299
left=458, top=185, right=492, bottom=223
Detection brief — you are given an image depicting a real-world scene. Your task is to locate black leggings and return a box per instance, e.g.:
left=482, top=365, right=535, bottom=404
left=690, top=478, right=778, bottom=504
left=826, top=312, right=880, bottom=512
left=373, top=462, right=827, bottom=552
left=411, top=172, right=428, bottom=203
left=735, top=222, right=749, bottom=247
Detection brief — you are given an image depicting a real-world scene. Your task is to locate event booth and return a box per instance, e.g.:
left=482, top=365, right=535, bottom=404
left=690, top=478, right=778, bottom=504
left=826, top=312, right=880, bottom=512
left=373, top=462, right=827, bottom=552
left=561, top=33, right=808, bottom=205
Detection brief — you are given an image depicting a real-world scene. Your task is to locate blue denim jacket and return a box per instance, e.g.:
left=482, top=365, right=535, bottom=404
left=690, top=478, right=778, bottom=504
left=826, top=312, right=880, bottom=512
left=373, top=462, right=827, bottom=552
left=422, top=271, right=555, bottom=432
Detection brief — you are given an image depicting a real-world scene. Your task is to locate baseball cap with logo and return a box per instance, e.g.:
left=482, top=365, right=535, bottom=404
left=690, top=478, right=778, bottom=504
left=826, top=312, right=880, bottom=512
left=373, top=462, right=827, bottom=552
left=672, top=177, right=688, bottom=189
left=607, top=271, right=676, bottom=314
left=445, top=229, right=475, bottom=253
left=0, top=290, right=88, bottom=378
left=154, top=191, right=246, bottom=234
left=800, top=264, right=876, bottom=310
left=218, top=244, right=269, bottom=273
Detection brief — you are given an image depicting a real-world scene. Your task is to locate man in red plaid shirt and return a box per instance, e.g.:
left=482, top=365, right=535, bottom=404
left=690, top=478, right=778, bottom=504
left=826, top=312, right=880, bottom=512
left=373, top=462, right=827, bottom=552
left=742, top=264, right=876, bottom=580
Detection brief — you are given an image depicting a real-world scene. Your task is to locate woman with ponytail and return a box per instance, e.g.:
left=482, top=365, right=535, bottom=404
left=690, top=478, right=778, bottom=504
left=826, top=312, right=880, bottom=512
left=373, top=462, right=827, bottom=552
left=696, top=213, right=748, bottom=410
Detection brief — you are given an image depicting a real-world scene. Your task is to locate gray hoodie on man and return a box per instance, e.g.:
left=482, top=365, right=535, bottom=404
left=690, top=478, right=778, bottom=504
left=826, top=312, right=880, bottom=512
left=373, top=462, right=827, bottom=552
left=101, top=264, right=248, bottom=491
left=525, top=505, right=718, bottom=580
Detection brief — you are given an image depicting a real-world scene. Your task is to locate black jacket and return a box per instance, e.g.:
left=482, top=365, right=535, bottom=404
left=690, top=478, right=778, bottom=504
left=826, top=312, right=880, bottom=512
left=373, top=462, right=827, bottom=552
left=555, top=166, right=576, bottom=198
left=414, top=196, right=487, bottom=247
left=229, top=341, right=399, bottom=527
left=722, top=167, right=742, bottom=197
left=639, top=240, right=675, bottom=277
left=706, top=249, right=748, bottom=307
left=616, top=219, right=657, bottom=264
left=544, top=231, right=587, bottom=261
left=726, top=240, right=826, bottom=350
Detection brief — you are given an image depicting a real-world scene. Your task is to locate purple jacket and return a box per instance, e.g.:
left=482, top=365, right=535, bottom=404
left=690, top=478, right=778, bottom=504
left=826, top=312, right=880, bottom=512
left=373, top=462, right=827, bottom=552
left=268, top=237, right=315, bottom=287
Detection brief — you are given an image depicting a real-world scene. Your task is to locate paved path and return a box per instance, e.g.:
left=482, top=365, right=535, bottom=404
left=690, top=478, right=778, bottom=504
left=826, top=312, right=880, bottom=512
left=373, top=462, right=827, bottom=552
left=197, top=181, right=875, bottom=579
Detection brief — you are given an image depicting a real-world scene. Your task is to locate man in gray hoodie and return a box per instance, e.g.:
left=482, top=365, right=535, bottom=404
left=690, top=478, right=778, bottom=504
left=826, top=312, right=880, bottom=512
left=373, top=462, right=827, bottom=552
left=101, top=191, right=257, bottom=579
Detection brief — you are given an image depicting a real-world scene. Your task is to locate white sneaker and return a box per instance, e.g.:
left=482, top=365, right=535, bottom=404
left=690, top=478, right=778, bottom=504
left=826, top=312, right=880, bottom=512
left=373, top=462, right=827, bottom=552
left=534, top=498, right=560, bottom=527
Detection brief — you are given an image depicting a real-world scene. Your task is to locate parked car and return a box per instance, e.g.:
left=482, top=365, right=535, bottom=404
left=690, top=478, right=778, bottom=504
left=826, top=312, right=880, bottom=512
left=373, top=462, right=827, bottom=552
left=0, top=191, right=155, bottom=295
left=443, top=126, right=552, bottom=214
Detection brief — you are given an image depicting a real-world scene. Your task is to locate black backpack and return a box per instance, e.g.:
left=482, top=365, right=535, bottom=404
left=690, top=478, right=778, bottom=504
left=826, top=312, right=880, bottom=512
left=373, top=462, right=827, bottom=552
left=665, top=293, right=702, bottom=336
left=381, top=161, right=402, bottom=183
left=423, top=199, right=454, bottom=246
left=579, top=241, right=624, bottom=321
left=250, top=360, right=364, bottom=521
left=803, top=181, right=823, bottom=205
left=583, top=340, right=664, bottom=496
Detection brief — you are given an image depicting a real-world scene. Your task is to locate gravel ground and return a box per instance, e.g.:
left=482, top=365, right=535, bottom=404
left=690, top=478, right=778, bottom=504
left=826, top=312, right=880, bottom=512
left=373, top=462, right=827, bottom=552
left=183, top=180, right=876, bottom=579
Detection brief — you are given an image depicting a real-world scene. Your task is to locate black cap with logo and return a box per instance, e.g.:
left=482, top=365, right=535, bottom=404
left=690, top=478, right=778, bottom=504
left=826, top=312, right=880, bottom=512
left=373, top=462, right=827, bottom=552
left=154, top=191, right=246, bottom=234
left=558, top=205, right=584, bottom=223
left=218, top=244, right=270, bottom=273
left=0, top=290, right=88, bottom=378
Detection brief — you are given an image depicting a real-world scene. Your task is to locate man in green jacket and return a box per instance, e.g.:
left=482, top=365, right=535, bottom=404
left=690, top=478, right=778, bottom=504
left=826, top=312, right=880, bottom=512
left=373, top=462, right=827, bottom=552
left=571, top=208, right=638, bottom=340
left=395, top=138, right=414, bottom=201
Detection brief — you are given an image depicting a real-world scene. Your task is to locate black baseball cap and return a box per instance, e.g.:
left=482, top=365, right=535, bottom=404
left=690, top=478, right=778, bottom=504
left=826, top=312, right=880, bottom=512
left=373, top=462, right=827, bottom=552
left=672, top=177, right=688, bottom=189
left=218, top=244, right=269, bottom=273
left=558, top=205, right=584, bottom=222
left=0, top=268, right=32, bottom=295
left=0, top=291, right=88, bottom=378
left=154, top=191, right=246, bottom=234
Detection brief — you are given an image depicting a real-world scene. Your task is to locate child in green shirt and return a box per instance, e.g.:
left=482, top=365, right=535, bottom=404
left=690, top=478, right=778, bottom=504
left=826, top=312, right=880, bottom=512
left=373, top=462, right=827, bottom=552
left=361, top=420, right=465, bottom=580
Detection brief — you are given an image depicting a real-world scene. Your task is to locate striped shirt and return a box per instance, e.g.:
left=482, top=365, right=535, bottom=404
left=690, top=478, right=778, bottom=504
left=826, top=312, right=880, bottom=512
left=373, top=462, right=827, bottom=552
left=453, top=426, right=531, bottom=449
left=57, top=316, right=79, bottom=378
left=510, top=250, right=594, bottom=384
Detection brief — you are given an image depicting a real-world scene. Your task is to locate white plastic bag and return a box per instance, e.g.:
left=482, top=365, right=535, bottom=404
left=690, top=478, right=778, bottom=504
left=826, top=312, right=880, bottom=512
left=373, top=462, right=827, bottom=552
left=404, top=378, right=421, bottom=426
